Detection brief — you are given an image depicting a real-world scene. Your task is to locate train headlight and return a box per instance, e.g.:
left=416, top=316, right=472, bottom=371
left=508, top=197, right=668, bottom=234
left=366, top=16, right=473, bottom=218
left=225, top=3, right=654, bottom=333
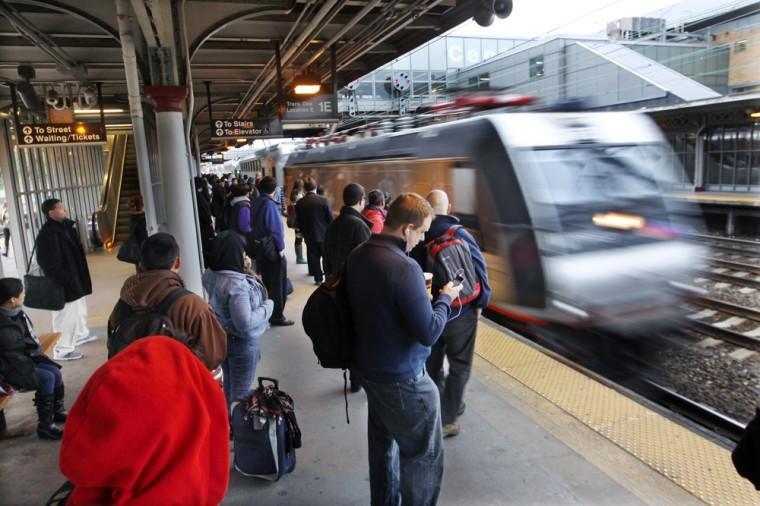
left=592, top=212, right=645, bottom=231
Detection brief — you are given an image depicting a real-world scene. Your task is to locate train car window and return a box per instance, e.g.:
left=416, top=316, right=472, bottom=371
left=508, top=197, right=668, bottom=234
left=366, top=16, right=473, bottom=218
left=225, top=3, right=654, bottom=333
left=451, top=163, right=483, bottom=248
left=524, top=145, right=663, bottom=205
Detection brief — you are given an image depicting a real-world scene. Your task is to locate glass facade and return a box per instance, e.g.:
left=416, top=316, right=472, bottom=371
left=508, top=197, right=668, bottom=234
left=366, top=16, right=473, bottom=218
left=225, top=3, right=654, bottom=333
left=341, top=35, right=524, bottom=111
left=664, top=132, right=697, bottom=187
left=704, top=123, right=760, bottom=191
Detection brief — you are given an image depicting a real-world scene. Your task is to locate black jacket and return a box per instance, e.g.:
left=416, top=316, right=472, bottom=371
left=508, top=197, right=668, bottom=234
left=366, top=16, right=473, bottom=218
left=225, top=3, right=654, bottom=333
left=346, top=235, right=452, bottom=383
left=733, top=407, right=760, bottom=490
left=0, top=311, right=58, bottom=390
left=323, top=206, right=372, bottom=276
left=295, top=192, right=333, bottom=244
left=36, top=219, right=92, bottom=302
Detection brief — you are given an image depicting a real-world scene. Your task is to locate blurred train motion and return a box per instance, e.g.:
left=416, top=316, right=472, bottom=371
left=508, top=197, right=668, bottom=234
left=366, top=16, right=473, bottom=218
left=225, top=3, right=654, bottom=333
left=283, top=103, right=706, bottom=334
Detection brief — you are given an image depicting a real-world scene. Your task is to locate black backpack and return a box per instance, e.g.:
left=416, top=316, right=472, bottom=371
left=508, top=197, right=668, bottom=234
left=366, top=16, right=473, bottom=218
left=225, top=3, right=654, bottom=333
left=107, top=288, right=192, bottom=359
left=302, top=267, right=355, bottom=423
left=425, top=225, right=481, bottom=308
left=302, top=267, right=354, bottom=370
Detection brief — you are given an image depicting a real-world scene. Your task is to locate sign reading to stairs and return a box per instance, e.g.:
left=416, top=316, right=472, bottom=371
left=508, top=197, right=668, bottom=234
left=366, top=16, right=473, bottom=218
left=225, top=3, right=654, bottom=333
left=17, top=122, right=106, bottom=148
left=211, top=119, right=280, bottom=139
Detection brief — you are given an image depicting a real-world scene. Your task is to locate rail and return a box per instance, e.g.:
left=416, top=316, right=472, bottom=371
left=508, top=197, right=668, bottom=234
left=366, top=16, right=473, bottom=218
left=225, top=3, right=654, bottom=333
left=94, top=134, right=128, bottom=247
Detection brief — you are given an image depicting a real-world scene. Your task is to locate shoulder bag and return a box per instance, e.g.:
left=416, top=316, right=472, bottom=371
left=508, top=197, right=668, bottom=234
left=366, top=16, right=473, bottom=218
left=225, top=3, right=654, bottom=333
left=24, top=240, right=66, bottom=311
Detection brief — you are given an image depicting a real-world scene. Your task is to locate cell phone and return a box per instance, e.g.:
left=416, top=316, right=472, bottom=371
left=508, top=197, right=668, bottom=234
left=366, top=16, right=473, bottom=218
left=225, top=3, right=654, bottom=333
left=452, top=270, right=464, bottom=287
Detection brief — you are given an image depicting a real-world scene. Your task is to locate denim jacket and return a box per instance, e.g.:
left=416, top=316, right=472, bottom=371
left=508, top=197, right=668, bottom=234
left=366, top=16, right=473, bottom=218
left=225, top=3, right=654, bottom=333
left=202, top=270, right=273, bottom=340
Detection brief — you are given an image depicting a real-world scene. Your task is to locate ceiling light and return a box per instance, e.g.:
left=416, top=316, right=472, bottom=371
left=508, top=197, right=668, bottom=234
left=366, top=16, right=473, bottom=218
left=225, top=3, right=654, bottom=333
left=293, top=73, right=322, bottom=95
left=750, top=111, right=760, bottom=118
left=74, top=108, right=124, bottom=114
left=236, top=138, right=248, bottom=142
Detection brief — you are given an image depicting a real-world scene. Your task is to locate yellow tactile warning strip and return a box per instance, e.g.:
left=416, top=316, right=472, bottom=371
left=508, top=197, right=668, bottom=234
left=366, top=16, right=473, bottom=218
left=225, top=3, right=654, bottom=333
left=475, top=322, right=760, bottom=505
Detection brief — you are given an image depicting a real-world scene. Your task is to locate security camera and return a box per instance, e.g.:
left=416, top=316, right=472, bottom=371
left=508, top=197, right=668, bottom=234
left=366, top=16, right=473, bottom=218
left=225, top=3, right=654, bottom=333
left=79, top=86, right=97, bottom=107
left=493, top=0, right=512, bottom=19
left=46, top=88, right=60, bottom=107
left=473, top=3, right=495, bottom=27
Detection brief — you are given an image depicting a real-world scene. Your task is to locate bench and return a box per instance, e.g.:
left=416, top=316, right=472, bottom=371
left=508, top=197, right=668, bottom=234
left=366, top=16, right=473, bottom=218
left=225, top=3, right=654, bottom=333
left=0, top=332, right=61, bottom=435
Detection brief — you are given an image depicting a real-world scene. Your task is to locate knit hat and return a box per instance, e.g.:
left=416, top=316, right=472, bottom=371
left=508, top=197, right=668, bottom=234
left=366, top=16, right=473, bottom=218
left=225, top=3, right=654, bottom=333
left=60, top=336, right=229, bottom=505
left=0, top=277, right=23, bottom=304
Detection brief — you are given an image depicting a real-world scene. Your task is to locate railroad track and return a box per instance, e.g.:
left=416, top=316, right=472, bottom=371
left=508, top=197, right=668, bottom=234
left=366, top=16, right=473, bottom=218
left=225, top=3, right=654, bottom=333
left=695, top=260, right=760, bottom=290
left=686, top=233, right=760, bottom=257
left=682, top=295, right=760, bottom=350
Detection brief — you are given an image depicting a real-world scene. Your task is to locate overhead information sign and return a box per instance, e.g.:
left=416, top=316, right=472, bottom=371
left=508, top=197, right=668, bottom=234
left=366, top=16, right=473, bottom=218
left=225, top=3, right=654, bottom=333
left=284, top=95, right=338, bottom=123
left=18, top=123, right=106, bottom=148
left=211, top=119, right=280, bottom=139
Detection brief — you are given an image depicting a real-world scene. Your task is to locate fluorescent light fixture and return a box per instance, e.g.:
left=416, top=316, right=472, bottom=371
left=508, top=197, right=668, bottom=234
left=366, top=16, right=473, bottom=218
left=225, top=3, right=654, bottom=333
left=74, top=108, right=125, bottom=114
left=294, top=84, right=321, bottom=95
left=750, top=111, right=760, bottom=118
left=105, top=123, right=133, bottom=129
left=236, top=138, right=248, bottom=142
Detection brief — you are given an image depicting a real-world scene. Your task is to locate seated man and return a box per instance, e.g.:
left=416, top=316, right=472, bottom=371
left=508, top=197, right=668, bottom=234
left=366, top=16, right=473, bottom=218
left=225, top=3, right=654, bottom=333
left=107, top=233, right=227, bottom=370
left=59, top=336, right=229, bottom=505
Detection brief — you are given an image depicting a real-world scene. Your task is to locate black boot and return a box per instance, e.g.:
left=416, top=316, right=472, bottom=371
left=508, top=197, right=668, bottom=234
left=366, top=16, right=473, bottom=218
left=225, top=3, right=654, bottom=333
left=34, top=393, right=63, bottom=440
left=53, top=385, right=68, bottom=423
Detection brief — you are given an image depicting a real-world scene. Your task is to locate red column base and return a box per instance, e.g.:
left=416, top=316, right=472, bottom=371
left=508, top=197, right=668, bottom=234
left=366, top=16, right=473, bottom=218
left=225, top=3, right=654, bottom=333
left=144, top=86, right=188, bottom=113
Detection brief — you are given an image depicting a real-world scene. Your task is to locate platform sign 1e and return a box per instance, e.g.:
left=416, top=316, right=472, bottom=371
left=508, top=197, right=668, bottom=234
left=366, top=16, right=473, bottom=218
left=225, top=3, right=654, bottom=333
left=17, top=123, right=106, bottom=148
left=284, top=94, right=338, bottom=123
left=211, top=119, right=278, bottom=139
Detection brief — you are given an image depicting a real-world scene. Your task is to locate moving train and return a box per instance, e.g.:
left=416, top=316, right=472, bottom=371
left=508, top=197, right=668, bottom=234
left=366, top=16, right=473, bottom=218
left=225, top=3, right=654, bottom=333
left=284, top=110, right=705, bottom=332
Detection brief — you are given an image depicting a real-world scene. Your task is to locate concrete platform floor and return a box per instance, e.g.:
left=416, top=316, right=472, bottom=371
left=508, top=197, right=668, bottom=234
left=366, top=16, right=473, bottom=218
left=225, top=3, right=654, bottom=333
left=0, top=244, right=699, bottom=505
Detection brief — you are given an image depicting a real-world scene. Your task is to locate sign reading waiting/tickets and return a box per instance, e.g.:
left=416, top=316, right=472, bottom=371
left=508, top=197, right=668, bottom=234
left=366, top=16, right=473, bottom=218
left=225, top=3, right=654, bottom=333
left=211, top=119, right=281, bottom=140
left=17, top=123, right=106, bottom=148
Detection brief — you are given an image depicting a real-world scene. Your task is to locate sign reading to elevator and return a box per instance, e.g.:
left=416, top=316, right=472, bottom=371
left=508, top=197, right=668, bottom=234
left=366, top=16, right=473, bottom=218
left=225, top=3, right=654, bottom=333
left=17, top=123, right=106, bottom=147
left=211, top=119, right=276, bottom=139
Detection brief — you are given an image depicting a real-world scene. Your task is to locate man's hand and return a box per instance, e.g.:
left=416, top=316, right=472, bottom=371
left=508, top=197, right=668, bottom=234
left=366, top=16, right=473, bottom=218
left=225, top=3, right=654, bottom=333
left=440, top=281, right=464, bottom=300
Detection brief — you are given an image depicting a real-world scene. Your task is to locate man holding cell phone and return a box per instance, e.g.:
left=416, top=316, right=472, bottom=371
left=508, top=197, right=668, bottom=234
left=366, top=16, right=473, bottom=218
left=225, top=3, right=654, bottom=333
left=411, top=190, right=492, bottom=439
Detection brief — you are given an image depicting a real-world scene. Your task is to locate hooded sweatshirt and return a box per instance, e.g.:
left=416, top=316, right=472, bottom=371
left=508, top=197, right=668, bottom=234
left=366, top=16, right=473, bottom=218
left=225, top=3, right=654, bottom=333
left=60, top=336, right=229, bottom=505
left=108, top=270, right=226, bottom=370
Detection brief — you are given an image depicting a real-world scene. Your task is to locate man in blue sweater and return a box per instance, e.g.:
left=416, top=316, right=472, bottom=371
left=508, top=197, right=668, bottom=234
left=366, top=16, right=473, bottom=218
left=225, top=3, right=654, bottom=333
left=346, top=193, right=462, bottom=506
left=251, top=176, right=293, bottom=326
left=413, top=190, right=492, bottom=439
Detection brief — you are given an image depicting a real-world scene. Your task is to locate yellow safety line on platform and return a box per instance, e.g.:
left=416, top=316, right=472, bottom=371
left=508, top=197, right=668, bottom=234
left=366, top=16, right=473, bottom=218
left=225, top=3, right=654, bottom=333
left=475, top=323, right=760, bottom=505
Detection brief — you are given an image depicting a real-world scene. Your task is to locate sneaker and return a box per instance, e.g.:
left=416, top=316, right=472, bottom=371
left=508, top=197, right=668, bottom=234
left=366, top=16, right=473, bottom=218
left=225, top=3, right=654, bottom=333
left=54, top=351, right=83, bottom=361
left=75, top=334, right=99, bottom=346
left=270, top=318, right=295, bottom=327
left=442, top=422, right=461, bottom=438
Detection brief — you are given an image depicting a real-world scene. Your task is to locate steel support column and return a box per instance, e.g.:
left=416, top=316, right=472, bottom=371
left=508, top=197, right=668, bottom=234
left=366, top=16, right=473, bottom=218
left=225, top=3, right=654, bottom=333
left=144, top=85, right=203, bottom=294
left=115, top=0, right=159, bottom=234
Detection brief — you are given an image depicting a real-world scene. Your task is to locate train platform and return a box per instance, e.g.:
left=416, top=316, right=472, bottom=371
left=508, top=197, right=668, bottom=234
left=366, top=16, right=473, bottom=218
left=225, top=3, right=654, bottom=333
left=0, top=243, right=757, bottom=505
left=669, top=191, right=760, bottom=208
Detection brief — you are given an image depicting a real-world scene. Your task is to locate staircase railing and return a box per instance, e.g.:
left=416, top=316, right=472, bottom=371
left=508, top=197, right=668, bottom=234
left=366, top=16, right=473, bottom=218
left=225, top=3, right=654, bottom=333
left=95, top=133, right=128, bottom=248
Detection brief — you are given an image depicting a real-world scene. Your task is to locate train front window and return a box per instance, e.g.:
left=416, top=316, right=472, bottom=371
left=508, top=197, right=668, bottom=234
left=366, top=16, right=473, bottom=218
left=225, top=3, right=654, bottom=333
left=526, top=145, right=664, bottom=205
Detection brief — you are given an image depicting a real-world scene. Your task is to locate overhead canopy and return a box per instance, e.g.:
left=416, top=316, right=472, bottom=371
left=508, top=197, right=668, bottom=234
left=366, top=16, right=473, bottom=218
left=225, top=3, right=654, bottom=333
left=0, top=0, right=482, bottom=152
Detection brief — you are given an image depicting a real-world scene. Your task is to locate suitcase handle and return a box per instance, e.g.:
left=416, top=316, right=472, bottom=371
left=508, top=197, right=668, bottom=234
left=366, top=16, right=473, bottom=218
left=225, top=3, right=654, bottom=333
left=258, top=377, right=279, bottom=389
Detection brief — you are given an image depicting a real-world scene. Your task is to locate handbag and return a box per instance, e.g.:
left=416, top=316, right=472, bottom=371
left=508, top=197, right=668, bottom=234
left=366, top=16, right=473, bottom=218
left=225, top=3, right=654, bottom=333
left=24, top=241, right=66, bottom=311
left=117, top=233, right=141, bottom=264
left=286, top=204, right=297, bottom=229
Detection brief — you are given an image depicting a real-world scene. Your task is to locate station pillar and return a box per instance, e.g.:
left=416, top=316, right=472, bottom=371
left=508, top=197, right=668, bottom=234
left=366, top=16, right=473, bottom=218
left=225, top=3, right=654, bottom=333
left=144, top=85, right=203, bottom=294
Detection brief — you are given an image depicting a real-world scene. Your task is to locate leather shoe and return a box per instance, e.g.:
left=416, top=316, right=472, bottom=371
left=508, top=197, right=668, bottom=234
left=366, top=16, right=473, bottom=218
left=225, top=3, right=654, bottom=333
left=457, top=402, right=466, bottom=417
left=350, top=382, right=362, bottom=393
left=442, top=422, right=461, bottom=438
left=270, top=318, right=295, bottom=327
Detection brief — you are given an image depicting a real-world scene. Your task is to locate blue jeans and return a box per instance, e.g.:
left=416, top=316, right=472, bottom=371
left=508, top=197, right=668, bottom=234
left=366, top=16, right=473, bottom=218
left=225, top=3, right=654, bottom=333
left=35, top=362, right=63, bottom=395
left=221, top=334, right=261, bottom=409
left=360, top=370, right=444, bottom=506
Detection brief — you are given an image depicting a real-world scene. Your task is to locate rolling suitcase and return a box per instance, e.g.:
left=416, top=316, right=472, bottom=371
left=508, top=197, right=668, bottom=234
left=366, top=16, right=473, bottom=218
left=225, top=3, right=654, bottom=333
left=231, top=377, right=301, bottom=481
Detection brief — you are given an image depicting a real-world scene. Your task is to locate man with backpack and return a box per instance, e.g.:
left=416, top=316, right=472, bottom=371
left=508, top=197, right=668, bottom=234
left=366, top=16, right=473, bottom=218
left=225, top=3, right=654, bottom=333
left=107, top=233, right=227, bottom=370
left=251, top=176, right=294, bottom=327
left=346, top=193, right=462, bottom=506
left=411, top=189, right=492, bottom=439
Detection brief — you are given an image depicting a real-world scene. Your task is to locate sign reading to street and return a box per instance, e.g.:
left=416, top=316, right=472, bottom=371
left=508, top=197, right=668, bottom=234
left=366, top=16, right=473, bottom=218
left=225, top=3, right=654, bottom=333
left=211, top=119, right=279, bottom=139
left=284, top=95, right=338, bottom=123
left=17, top=123, right=106, bottom=148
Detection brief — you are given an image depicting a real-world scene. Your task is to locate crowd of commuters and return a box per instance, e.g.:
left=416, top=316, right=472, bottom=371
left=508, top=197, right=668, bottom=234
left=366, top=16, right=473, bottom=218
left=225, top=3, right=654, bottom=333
left=3, top=175, right=757, bottom=505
